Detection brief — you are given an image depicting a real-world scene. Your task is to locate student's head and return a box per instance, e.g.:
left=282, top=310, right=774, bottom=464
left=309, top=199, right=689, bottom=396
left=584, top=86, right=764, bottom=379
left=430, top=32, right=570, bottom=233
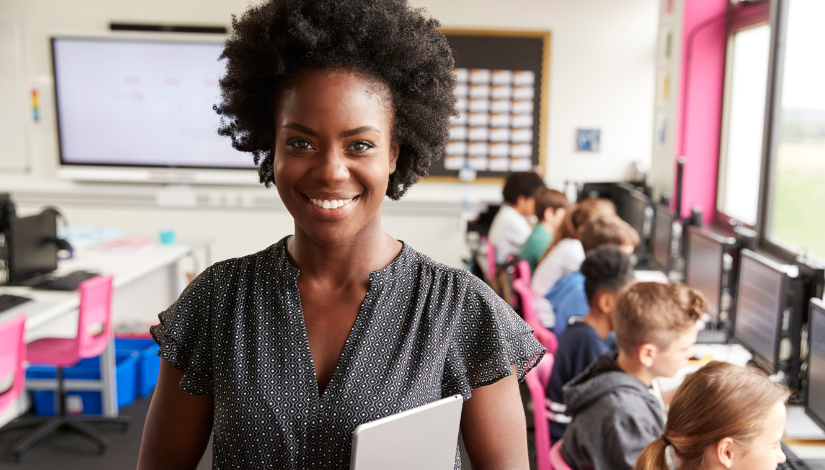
left=580, top=215, right=641, bottom=254
left=634, top=361, right=790, bottom=470
left=580, top=245, right=635, bottom=319
left=543, top=198, right=616, bottom=257
left=502, top=172, right=545, bottom=216
left=613, top=282, right=705, bottom=378
left=216, top=0, right=455, bottom=245
left=533, top=187, right=569, bottom=229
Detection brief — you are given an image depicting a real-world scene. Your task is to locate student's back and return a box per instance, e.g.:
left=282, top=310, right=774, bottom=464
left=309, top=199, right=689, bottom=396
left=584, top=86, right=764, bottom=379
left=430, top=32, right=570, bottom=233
left=488, top=172, right=544, bottom=263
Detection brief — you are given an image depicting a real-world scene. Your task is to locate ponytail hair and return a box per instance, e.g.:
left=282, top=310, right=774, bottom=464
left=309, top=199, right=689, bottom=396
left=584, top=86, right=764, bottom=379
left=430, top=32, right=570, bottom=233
left=633, top=362, right=790, bottom=470
left=635, top=436, right=669, bottom=470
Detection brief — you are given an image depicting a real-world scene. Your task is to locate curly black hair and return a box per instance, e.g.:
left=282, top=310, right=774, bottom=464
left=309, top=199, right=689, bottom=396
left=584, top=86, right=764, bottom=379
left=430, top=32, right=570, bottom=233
left=215, top=0, right=457, bottom=200
left=580, top=244, right=634, bottom=304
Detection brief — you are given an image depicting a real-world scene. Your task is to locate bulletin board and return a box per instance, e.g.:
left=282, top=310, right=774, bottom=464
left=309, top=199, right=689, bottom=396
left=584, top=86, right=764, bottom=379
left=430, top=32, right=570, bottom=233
left=427, top=29, right=551, bottom=182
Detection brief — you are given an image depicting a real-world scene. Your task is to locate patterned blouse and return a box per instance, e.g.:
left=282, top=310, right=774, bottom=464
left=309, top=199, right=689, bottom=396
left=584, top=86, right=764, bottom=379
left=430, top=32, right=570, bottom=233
left=151, top=236, right=545, bottom=469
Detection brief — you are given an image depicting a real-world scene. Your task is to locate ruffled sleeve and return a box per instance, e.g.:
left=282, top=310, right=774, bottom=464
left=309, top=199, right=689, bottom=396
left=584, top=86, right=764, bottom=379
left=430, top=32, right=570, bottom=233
left=442, top=274, right=546, bottom=400
left=149, top=266, right=215, bottom=395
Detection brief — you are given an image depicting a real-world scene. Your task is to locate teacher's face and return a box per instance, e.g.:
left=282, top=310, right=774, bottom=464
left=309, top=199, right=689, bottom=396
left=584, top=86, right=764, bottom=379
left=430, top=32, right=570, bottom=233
left=272, top=68, right=398, bottom=246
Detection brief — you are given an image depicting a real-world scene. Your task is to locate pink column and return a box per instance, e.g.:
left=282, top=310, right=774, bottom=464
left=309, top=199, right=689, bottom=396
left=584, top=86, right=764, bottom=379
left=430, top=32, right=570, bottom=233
left=676, top=0, right=728, bottom=223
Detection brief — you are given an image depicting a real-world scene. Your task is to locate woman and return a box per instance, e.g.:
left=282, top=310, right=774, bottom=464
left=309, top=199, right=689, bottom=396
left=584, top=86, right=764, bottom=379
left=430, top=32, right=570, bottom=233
left=634, top=361, right=789, bottom=470
left=137, top=0, right=544, bottom=469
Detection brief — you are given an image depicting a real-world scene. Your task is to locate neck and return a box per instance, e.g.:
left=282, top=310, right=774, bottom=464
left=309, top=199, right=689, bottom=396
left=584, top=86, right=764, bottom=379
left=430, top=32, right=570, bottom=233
left=287, top=211, right=401, bottom=285
left=508, top=203, right=527, bottom=217
left=583, top=311, right=611, bottom=339
left=539, top=219, right=556, bottom=233
left=615, top=351, right=655, bottom=387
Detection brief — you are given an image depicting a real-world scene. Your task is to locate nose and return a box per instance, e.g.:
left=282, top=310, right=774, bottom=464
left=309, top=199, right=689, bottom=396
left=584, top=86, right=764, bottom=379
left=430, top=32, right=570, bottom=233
left=311, top=146, right=350, bottom=185
left=778, top=449, right=787, bottom=464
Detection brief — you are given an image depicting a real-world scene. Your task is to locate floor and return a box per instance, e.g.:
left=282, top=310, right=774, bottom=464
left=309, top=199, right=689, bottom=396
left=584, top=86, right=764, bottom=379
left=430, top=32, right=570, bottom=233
left=0, top=385, right=535, bottom=469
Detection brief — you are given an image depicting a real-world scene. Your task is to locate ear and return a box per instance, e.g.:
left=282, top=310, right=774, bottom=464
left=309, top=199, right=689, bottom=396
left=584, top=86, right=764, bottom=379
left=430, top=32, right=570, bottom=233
left=543, top=207, right=554, bottom=222
left=596, top=290, right=617, bottom=316
left=389, top=141, right=400, bottom=174
left=716, top=438, right=735, bottom=468
left=638, top=343, right=656, bottom=368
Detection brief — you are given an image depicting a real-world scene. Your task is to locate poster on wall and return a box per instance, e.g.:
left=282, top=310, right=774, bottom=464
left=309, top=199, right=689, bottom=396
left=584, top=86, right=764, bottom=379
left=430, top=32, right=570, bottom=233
left=428, top=30, right=550, bottom=181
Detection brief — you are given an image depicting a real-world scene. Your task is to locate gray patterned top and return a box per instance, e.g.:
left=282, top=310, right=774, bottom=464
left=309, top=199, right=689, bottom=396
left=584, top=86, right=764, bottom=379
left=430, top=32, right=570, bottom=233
left=150, top=236, right=544, bottom=469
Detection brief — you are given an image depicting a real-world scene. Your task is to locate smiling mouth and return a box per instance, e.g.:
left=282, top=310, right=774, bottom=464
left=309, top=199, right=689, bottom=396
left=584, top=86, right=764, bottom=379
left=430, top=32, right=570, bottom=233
left=308, top=196, right=357, bottom=210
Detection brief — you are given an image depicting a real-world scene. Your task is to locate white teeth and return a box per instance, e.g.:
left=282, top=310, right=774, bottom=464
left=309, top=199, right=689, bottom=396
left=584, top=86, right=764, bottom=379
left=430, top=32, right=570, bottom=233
left=310, top=197, right=353, bottom=210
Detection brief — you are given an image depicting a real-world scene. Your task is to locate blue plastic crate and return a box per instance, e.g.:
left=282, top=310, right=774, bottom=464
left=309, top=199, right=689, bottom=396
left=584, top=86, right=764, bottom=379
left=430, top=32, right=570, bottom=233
left=115, top=338, right=161, bottom=398
left=27, top=350, right=139, bottom=416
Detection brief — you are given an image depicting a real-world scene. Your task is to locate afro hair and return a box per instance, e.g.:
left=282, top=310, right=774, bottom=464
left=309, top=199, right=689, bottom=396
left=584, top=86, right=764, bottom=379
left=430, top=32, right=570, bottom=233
left=215, top=0, right=457, bottom=200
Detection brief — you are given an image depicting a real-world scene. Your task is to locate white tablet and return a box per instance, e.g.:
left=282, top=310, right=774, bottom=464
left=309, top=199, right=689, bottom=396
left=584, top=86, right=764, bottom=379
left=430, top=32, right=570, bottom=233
left=350, top=394, right=464, bottom=470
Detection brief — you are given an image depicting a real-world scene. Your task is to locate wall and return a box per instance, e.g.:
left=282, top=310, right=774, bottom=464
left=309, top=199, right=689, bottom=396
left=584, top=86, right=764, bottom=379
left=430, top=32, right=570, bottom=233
left=0, top=0, right=658, bottom=265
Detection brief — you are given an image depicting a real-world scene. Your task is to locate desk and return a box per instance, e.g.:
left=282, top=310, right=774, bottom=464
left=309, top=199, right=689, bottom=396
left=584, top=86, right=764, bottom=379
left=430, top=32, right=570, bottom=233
left=0, top=239, right=212, bottom=427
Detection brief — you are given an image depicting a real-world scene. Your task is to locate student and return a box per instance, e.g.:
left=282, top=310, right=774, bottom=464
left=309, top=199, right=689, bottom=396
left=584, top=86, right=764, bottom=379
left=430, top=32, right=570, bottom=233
left=635, top=361, right=789, bottom=470
left=531, top=198, right=616, bottom=328
left=561, top=282, right=705, bottom=470
left=138, top=1, right=544, bottom=468
left=487, top=172, right=545, bottom=264
left=519, top=187, right=569, bottom=272
left=548, top=215, right=640, bottom=337
left=546, top=245, right=635, bottom=443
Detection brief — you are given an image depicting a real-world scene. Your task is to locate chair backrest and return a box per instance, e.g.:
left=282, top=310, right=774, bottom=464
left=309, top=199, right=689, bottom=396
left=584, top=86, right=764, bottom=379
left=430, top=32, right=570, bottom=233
left=549, top=439, right=572, bottom=470
left=77, top=275, right=114, bottom=359
left=512, top=279, right=560, bottom=355
left=0, top=314, right=26, bottom=414
left=529, top=320, right=559, bottom=358
left=483, top=241, right=497, bottom=279
left=514, top=259, right=531, bottom=284
left=525, top=352, right=554, bottom=470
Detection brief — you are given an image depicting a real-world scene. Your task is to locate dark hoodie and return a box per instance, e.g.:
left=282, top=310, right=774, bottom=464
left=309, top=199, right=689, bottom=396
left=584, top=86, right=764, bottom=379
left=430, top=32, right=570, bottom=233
left=560, top=351, right=664, bottom=470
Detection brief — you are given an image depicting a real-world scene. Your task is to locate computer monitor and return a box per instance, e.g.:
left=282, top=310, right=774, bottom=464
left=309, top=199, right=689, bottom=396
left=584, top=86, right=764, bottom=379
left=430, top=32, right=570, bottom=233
left=806, top=297, right=825, bottom=432
left=651, top=204, right=674, bottom=273
left=685, top=227, right=731, bottom=325
left=733, top=249, right=790, bottom=371
left=7, top=211, right=59, bottom=285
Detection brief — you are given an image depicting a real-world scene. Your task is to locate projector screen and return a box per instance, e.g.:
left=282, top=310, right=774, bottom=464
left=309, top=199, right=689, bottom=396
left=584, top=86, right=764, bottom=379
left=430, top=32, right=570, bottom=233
left=52, top=36, right=255, bottom=170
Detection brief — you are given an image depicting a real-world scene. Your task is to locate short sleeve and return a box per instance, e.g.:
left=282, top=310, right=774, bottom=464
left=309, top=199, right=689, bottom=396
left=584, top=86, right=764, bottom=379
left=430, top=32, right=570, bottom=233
left=442, top=275, right=546, bottom=400
left=149, top=266, right=215, bottom=395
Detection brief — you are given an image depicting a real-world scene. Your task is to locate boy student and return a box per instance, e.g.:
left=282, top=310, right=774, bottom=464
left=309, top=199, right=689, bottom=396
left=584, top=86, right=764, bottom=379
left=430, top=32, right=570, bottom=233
left=519, top=187, right=569, bottom=272
left=547, top=244, right=635, bottom=443
left=548, top=215, right=640, bottom=337
left=561, top=282, right=705, bottom=470
left=487, top=172, right=545, bottom=263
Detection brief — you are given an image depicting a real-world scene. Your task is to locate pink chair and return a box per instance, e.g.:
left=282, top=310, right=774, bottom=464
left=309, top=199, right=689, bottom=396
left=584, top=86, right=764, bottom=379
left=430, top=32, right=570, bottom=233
left=514, top=259, right=531, bottom=284
left=2, top=275, right=130, bottom=461
left=526, top=353, right=554, bottom=470
left=550, top=439, right=572, bottom=470
left=483, top=240, right=497, bottom=279
left=0, top=315, right=26, bottom=416
left=511, top=278, right=559, bottom=356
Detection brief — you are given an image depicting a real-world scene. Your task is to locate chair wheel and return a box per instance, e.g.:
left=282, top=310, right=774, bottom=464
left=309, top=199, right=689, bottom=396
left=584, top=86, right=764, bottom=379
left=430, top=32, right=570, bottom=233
left=121, top=422, right=130, bottom=432
left=98, top=445, right=108, bottom=455
left=13, top=451, right=23, bottom=463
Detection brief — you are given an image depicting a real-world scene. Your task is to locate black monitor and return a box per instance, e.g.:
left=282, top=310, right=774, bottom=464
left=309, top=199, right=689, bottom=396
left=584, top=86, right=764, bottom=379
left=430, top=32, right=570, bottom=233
left=685, top=227, right=737, bottom=326
left=733, top=249, right=790, bottom=372
left=651, top=204, right=674, bottom=273
left=7, top=211, right=59, bottom=285
left=806, top=297, right=825, bottom=432
left=614, top=183, right=648, bottom=238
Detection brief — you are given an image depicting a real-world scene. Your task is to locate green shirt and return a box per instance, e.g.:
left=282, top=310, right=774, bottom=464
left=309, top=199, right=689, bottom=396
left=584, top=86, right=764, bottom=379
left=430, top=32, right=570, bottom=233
left=519, top=224, right=553, bottom=273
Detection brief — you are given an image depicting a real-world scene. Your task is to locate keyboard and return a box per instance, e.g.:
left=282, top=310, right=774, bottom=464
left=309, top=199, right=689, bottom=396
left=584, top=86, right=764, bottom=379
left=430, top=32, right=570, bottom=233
left=0, top=294, right=33, bottom=313
left=779, top=442, right=809, bottom=470
left=30, top=271, right=99, bottom=291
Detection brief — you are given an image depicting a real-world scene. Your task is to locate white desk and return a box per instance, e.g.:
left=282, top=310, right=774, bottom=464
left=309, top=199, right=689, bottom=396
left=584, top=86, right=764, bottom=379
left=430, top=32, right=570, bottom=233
left=0, top=239, right=212, bottom=427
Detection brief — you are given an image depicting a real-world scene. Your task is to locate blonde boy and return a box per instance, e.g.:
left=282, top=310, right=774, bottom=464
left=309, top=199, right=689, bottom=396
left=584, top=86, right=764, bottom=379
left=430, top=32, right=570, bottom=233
left=560, top=282, right=705, bottom=470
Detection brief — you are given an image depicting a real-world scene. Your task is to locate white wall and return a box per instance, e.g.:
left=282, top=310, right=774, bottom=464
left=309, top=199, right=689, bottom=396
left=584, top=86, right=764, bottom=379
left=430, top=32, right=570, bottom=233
left=0, top=0, right=658, bottom=265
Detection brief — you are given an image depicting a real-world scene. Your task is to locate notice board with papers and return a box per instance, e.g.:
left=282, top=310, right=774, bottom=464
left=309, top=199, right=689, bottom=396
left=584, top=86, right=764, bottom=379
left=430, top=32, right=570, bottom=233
left=428, top=29, right=550, bottom=181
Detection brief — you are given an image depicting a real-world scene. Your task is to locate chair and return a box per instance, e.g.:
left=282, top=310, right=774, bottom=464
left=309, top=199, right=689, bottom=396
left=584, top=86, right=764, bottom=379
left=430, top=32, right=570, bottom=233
left=0, top=315, right=27, bottom=416
left=1, top=275, right=130, bottom=461
left=525, top=352, right=554, bottom=470
left=483, top=240, right=497, bottom=279
left=550, top=439, right=572, bottom=470
left=514, top=259, right=531, bottom=284
left=511, top=278, right=559, bottom=356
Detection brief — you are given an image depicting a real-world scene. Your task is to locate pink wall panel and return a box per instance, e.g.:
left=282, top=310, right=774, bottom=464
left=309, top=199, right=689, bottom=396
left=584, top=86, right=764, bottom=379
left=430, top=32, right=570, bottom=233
left=676, top=0, right=728, bottom=223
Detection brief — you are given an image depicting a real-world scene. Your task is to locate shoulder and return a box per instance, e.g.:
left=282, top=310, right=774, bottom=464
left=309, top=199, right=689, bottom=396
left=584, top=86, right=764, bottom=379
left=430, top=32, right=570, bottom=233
left=400, top=244, right=494, bottom=298
left=206, top=240, right=285, bottom=282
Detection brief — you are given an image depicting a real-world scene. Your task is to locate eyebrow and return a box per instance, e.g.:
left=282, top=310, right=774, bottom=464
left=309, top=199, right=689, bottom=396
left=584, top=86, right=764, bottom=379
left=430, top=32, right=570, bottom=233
left=281, top=123, right=380, bottom=138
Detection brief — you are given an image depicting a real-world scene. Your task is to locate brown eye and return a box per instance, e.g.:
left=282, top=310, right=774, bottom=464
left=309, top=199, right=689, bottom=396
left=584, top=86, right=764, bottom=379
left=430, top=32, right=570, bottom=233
left=286, top=138, right=313, bottom=150
left=349, top=140, right=375, bottom=152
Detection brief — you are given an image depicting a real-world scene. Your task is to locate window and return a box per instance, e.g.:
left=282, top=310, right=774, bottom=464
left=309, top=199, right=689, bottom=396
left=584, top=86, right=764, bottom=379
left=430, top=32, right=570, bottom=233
left=767, top=0, right=825, bottom=259
left=717, top=23, right=771, bottom=226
